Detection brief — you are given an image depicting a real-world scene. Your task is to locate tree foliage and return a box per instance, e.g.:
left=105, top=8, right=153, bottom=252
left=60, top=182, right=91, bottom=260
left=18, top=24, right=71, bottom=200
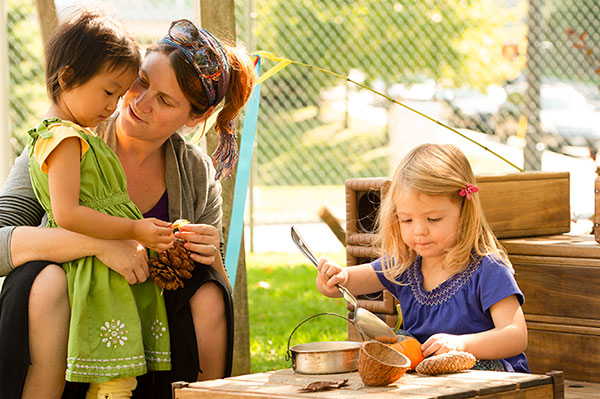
left=544, top=0, right=600, bottom=83
left=253, top=0, right=525, bottom=103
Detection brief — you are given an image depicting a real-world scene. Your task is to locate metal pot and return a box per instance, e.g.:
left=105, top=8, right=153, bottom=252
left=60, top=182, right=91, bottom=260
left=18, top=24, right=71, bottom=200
left=289, top=341, right=362, bottom=374
left=286, top=313, right=362, bottom=374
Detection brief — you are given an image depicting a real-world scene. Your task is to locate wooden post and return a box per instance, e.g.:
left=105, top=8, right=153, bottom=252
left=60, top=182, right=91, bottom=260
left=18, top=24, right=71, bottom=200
left=0, top=0, right=11, bottom=186
left=198, top=0, right=251, bottom=376
left=34, top=0, right=58, bottom=47
left=595, top=177, right=600, bottom=244
left=523, top=0, right=543, bottom=171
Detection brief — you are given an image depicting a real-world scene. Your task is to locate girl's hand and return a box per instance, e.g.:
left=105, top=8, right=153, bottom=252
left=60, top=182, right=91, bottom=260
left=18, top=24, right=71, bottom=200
left=315, top=258, right=348, bottom=297
left=96, top=239, right=149, bottom=284
left=421, top=333, right=466, bottom=357
left=133, top=218, right=174, bottom=252
left=173, top=223, right=221, bottom=265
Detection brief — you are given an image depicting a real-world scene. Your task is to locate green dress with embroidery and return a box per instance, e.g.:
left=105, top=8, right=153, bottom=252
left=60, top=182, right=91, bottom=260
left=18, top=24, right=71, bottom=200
left=27, top=118, right=171, bottom=383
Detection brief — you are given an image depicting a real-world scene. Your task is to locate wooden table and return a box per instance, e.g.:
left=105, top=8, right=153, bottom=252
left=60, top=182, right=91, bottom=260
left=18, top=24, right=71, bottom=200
left=172, top=369, right=564, bottom=399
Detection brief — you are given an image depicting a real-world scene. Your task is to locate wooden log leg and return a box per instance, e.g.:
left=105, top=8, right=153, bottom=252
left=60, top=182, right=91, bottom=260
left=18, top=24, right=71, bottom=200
left=546, top=370, right=564, bottom=399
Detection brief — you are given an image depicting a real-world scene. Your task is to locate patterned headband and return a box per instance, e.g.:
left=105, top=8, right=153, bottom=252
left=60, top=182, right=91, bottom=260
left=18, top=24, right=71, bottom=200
left=158, top=23, right=230, bottom=107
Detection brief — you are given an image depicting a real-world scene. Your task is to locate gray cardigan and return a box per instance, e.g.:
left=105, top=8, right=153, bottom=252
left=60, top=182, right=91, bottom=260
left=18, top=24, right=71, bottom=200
left=0, top=117, right=223, bottom=275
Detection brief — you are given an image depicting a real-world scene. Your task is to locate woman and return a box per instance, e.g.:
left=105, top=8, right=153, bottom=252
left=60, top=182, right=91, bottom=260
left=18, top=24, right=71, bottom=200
left=0, top=19, right=256, bottom=399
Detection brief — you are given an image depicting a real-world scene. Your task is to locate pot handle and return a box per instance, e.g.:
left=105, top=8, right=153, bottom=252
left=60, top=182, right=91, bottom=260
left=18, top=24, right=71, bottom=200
left=285, top=312, right=352, bottom=361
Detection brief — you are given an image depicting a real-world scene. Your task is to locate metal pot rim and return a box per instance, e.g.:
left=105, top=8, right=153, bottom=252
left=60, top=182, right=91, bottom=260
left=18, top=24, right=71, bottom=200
left=290, top=341, right=362, bottom=354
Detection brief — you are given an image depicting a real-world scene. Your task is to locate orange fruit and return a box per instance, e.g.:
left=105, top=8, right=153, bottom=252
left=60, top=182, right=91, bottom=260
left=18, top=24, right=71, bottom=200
left=389, top=336, right=424, bottom=370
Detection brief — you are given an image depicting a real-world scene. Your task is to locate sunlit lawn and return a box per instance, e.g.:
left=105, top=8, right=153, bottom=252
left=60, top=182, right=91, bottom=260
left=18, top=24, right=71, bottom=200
left=247, top=251, right=348, bottom=373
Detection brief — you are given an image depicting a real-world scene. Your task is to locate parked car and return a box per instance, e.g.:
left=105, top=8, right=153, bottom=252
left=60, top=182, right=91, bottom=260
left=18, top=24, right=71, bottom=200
left=440, top=85, right=507, bottom=135
left=494, top=82, right=600, bottom=153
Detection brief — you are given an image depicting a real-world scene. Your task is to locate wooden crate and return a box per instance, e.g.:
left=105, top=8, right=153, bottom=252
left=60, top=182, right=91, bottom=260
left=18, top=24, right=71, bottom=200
left=500, top=234, right=600, bottom=383
left=345, top=172, right=570, bottom=244
left=477, top=172, right=570, bottom=238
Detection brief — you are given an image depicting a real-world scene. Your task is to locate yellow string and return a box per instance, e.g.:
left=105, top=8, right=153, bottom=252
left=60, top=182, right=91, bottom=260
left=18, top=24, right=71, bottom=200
left=253, top=51, right=523, bottom=172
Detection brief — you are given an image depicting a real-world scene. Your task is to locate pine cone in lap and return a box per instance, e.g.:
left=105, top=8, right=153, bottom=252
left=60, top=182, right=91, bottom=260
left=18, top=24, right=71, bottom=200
left=149, top=259, right=182, bottom=290
left=415, top=351, right=476, bottom=375
left=149, top=239, right=196, bottom=290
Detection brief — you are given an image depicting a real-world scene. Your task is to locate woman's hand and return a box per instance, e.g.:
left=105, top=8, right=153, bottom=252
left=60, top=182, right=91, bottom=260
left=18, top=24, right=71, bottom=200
left=316, top=258, right=348, bottom=298
left=174, top=223, right=221, bottom=265
left=96, top=239, right=150, bottom=285
left=133, top=218, right=174, bottom=252
left=421, top=333, right=466, bottom=357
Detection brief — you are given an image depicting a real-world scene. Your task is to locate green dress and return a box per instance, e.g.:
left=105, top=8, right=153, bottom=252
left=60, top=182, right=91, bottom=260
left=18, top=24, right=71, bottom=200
left=27, top=118, right=171, bottom=383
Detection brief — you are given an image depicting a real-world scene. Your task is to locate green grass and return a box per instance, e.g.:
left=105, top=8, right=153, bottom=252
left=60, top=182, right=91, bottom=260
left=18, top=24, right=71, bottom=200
left=247, top=252, right=348, bottom=373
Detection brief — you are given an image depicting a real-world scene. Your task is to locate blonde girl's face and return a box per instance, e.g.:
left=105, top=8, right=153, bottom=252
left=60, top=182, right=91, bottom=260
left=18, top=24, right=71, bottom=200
left=396, top=189, right=461, bottom=264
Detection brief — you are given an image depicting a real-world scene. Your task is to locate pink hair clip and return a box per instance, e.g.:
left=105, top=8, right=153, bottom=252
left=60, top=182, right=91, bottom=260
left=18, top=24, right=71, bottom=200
left=459, top=184, right=479, bottom=200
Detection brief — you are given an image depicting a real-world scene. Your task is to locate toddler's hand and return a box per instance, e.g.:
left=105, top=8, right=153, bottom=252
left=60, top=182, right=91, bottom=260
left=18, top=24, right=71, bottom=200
left=316, top=258, right=348, bottom=297
left=421, top=333, right=466, bottom=357
left=133, top=218, right=174, bottom=252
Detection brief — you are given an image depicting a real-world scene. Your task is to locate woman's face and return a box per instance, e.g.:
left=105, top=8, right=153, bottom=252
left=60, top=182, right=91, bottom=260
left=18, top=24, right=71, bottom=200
left=117, top=51, right=202, bottom=143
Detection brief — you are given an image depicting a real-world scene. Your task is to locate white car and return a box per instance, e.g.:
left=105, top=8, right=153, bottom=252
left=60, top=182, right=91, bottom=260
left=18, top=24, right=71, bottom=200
left=495, top=82, right=600, bottom=152
left=539, top=83, right=600, bottom=148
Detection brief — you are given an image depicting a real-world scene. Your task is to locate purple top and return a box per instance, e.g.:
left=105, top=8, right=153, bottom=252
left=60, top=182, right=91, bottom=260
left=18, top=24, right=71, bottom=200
left=142, top=190, right=169, bottom=222
left=371, top=255, right=529, bottom=373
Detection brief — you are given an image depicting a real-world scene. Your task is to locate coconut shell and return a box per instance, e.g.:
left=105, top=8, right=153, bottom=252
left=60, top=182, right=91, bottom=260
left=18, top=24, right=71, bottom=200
left=358, top=341, right=410, bottom=386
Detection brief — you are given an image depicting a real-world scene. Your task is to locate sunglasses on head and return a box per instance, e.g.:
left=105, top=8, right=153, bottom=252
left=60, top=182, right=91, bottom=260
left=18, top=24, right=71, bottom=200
left=167, top=19, right=223, bottom=80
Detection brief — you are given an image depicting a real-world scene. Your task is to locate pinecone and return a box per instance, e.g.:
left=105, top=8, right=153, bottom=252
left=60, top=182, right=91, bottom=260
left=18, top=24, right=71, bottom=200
left=149, top=239, right=195, bottom=290
left=415, top=351, right=476, bottom=376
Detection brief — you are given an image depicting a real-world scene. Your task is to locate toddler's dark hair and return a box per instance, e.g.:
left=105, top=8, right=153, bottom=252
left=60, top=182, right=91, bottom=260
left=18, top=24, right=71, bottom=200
left=45, top=8, right=141, bottom=102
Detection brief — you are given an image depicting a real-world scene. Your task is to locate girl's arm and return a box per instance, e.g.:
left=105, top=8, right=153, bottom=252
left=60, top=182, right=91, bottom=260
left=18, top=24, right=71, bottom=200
left=10, top=226, right=150, bottom=284
left=46, top=137, right=173, bottom=252
left=316, top=258, right=384, bottom=298
left=421, top=294, right=528, bottom=358
left=0, top=150, right=148, bottom=283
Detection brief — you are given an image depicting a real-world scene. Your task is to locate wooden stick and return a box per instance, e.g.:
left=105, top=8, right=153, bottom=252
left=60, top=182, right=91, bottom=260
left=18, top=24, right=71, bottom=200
left=318, top=205, right=346, bottom=246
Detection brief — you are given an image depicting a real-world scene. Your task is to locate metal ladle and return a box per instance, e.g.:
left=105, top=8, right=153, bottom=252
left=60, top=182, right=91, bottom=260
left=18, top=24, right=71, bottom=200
left=290, top=225, right=396, bottom=341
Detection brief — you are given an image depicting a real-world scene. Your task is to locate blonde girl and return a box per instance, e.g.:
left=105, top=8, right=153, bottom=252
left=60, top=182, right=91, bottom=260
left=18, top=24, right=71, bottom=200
left=316, top=143, right=529, bottom=372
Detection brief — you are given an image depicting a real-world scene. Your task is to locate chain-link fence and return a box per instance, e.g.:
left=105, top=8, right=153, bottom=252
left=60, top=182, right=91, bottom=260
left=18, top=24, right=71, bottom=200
left=7, top=0, right=600, bottom=235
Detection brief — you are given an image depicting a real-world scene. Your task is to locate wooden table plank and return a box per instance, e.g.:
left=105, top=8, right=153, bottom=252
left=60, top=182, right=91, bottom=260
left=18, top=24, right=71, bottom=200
left=226, top=369, right=523, bottom=398
left=173, top=369, right=557, bottom=399
left=564, top=380, right=600, bottom=399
